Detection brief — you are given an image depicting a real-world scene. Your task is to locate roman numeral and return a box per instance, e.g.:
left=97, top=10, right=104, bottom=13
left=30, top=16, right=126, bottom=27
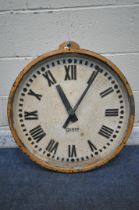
left=46, top=139, right=59, bottom=155
left=43, top=70, right=57, bottom=87
left=105, top=109, right=119, bottom=116
left=87, top=71, right=98, bottom=84
left=68, top=145, right=77, bottom=157
left=64, top=65, right=77, bottom=80
left=99, top=125, right=114, bottom=139
left=88, top=140, right=97, bottom=152
left=100, top=87, right=114, bottom=98
left=28, top=89, right=42, bottom=101
left=29, top=125, right=46, bottom=142
left=24, top=110, right=38, bottom=120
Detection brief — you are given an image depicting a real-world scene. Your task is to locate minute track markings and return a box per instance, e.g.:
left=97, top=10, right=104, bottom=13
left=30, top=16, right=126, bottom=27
left=57, top=60, right=60, bottom=65
left=51, top=62, right=55, bottom=67
left=26, top=83, right=30, bottom=87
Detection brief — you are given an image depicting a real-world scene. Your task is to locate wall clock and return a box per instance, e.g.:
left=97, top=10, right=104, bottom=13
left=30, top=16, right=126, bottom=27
left=8, top=41, right=135, bottom=173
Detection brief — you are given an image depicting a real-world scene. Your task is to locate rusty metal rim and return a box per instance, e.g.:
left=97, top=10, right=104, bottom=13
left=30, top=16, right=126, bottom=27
left=7, top=42, right=135, bottom=173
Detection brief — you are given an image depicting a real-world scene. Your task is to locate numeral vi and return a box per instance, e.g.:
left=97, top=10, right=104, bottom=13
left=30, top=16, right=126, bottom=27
left=68, top=145, right=77, bottom=157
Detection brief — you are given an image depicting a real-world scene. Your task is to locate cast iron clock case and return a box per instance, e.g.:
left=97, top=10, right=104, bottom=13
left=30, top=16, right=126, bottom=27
left=8, top=41, right=135, bottom=173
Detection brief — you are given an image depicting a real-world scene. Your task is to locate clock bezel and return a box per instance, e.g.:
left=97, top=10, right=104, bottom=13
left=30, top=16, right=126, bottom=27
left=7, top=41, right=135, bottom=173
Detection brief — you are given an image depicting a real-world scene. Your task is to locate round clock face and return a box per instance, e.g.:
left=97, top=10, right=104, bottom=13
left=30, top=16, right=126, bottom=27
left=8, top=43, right=134, bottom=172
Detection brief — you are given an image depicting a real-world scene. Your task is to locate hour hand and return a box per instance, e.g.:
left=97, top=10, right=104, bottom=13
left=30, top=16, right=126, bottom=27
left=56, top=85, right=78, bottom=123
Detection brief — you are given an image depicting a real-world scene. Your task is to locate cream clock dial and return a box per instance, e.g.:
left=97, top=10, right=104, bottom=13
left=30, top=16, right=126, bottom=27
left=8, top=41, right=134, bottom=173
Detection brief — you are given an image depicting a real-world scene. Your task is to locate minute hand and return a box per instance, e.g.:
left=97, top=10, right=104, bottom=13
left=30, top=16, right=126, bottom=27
left=63, top=70, right=99, bottom=128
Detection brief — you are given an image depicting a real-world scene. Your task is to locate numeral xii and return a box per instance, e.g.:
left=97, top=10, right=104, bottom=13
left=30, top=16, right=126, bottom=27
left=64, top=65, right=77, bottom=80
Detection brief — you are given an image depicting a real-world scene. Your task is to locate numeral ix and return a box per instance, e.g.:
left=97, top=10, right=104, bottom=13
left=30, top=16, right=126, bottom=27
left=24, top=110, right=38, bottom=120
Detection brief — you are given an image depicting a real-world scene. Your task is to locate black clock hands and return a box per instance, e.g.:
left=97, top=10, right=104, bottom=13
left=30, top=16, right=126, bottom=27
left=63, top=70, right=99, bottom=128
left=56, top=85, right=78, bottom=122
